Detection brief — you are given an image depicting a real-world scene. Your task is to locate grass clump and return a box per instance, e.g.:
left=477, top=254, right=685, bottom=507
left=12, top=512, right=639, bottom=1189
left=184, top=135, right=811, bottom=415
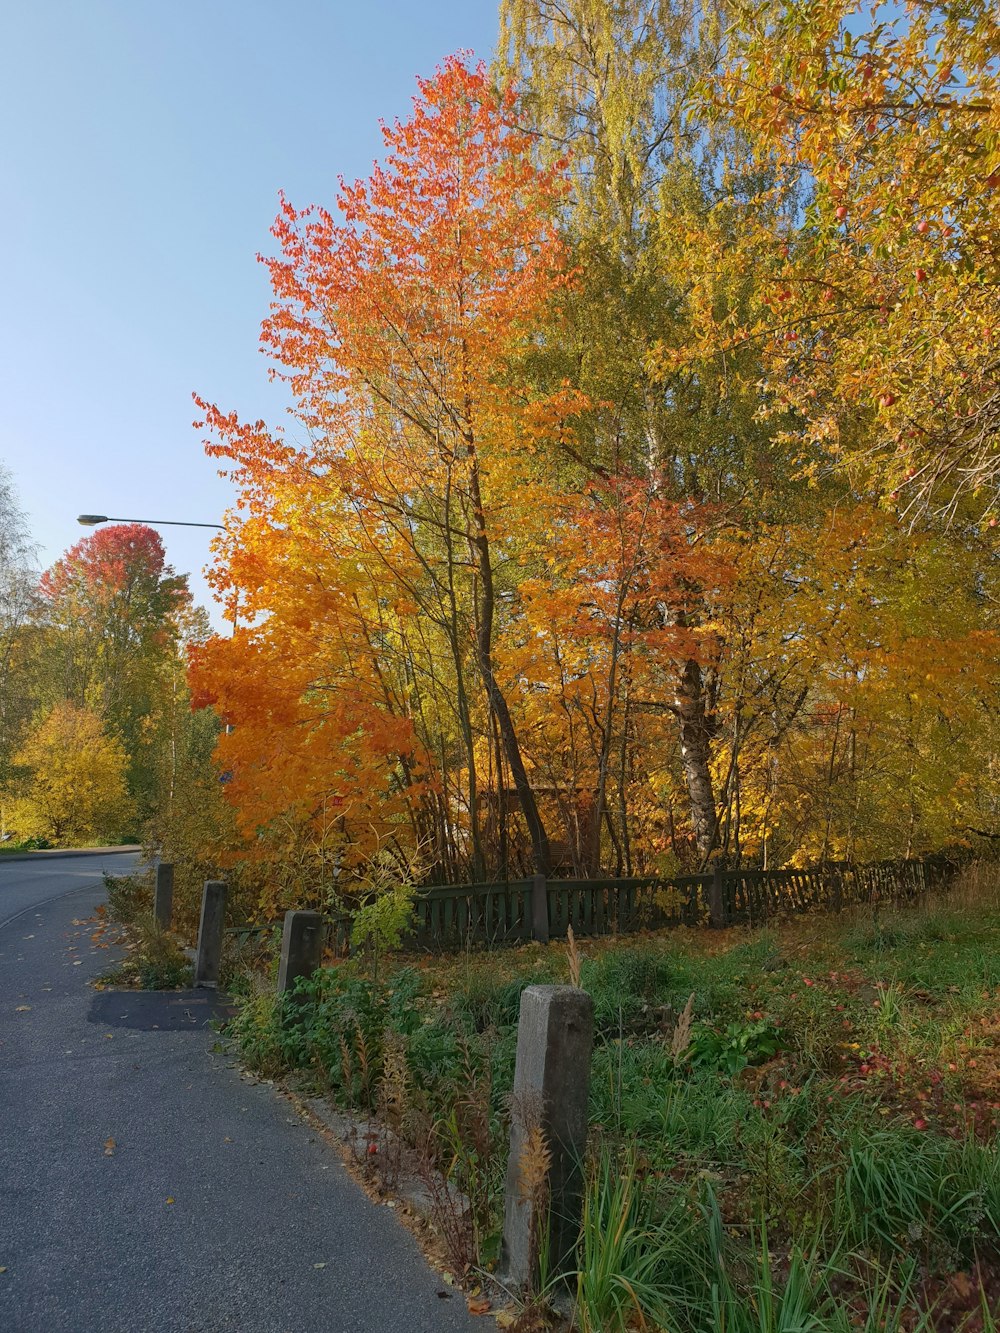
left=97, top=871, right=191, bottom=990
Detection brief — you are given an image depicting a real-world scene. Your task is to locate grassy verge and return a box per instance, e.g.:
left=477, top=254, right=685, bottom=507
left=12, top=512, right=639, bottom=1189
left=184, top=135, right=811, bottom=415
left=226, top=863, right=1000, bottom=1330
left=93, top=870, right=193, bottom=990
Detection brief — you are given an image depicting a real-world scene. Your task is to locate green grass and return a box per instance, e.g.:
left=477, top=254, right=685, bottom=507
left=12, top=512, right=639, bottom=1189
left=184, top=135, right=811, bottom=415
left=227, top=865, right=1000, bottom=1329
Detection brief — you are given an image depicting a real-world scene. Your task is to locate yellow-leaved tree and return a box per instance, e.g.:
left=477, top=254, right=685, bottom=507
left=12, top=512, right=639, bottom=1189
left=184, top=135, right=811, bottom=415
left=655, top=0, right=1000, bottom=520
left=7, top=703, right=132, bottom=846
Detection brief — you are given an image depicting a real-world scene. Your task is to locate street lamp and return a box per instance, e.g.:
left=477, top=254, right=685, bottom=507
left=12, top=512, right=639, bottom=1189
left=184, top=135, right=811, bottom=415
left=76, top=512, right=237, bottom=732
left=77, top=514, right=224, bottom=530
left=76, top=510, right=233, bottom=625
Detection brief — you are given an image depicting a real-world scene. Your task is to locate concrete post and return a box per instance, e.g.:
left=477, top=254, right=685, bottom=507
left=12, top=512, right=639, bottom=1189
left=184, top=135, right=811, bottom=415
left=500, top=985, right=593, bottom=1293
left=277, top=910, right=324, bottom=1003
left=709, top=867, right=728, bottom=928
left=153, top=861, right=174, bottom=930
left=194, top=880, right=227, bottom=988
left=531, top=874, right=549, bottom=944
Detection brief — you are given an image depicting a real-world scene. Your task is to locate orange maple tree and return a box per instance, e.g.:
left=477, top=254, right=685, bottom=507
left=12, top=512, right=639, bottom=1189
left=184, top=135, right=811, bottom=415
left=191, top=59, right=590, bottom=894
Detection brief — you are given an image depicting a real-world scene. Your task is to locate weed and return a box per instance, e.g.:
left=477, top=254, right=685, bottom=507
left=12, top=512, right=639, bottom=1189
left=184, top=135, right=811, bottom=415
left=103, top=870, right=152, bottom=925
left=689, top=1017, right=782, bottom=1075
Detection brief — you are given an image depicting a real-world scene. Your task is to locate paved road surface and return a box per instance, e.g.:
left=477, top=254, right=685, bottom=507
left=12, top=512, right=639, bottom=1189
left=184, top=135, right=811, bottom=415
left=0, top=854, right=482, bottom=1332
left=0, top=848, right=141, bottom=929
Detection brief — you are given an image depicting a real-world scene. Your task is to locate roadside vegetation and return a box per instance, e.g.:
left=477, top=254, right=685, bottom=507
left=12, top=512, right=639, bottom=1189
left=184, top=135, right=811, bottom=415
left=228, top=864, right=1000, bottom=1330
left=93, top=870, right=192, bottom=992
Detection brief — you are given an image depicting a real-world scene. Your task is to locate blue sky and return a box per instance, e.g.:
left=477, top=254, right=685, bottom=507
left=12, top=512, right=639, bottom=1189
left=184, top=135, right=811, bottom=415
left=1, top=0, right=498, bottom=624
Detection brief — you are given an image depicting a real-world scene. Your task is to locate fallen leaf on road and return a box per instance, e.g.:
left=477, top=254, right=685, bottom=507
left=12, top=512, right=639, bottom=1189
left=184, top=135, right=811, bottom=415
left=72, top=960, right=82, bottom=966
left=165, top=1197, right=174, bottom=1205
left=104, top=1033, right=114, bottom=1040
left=104, top=1138, right=116, bottom=1156
left=467, top=1297, right=491, bottom=1315
left=0, top=1267, right=7, bottom=1274
left=313, top=1262, right=327, bottom=1269
left=15, top=1006, right=30, bottom=1013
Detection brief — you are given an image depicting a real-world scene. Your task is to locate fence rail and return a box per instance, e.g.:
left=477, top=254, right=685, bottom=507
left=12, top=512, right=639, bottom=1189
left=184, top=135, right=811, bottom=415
left=212, top=850, right=956, bottom=957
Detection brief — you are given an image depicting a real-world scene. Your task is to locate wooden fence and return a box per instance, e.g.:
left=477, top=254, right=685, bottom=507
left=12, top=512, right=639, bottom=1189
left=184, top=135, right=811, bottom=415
left=396, top=853, right=960, bottom=952
left=224, top=850, right=961, bottom=956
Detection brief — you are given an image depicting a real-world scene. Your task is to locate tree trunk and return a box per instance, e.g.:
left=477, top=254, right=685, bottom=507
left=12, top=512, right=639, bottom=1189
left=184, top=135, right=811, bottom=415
left=674, top=657, right=717, bottom=863
left=468, top=458, right=551, bottom=876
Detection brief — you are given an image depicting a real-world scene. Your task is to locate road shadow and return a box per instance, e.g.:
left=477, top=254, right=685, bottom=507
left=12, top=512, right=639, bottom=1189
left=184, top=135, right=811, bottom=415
left=88, top=989, right=239, bottom=1031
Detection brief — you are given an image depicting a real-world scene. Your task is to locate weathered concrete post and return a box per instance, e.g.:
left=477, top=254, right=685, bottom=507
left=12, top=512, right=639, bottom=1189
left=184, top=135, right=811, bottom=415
left=500, top=985, right=594, bottom=1293
left=277, top=910, right=324, bottom=1004
left=194, top=880, right=227, bottom=988
left=530, top=874, right=549, bottom=944
left=153, top=861, right=174, bottom=930
left=709, top=866, right=728, bottom=929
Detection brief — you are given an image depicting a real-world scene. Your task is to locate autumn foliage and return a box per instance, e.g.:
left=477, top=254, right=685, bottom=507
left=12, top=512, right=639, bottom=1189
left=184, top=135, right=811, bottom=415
left=659, top=0, right=1000, bottom=519
left=191, top=31, right=1000, bottom=907
left=8, top=702, right=131, bottom=845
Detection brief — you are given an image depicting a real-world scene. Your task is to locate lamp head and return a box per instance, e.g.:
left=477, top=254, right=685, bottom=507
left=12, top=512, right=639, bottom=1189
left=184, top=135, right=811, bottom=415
left=77, top=514, right=108, bottom=526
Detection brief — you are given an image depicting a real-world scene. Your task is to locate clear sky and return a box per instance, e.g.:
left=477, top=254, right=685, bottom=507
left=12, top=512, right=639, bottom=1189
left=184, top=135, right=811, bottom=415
left=1, top=0, right=499, bottom=625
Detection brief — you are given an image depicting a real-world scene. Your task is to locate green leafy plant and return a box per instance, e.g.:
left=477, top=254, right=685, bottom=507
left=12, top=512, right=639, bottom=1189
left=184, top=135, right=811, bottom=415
left=347, top=848, right=419, bottom=983
left=689, top=1018, right=782, bottom=1076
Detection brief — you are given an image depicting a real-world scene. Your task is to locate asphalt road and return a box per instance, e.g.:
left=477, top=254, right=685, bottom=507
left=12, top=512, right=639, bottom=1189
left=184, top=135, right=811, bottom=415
left=0, top=854, right=483, bottom=1332
left=0, top=848, right=142, bottom=929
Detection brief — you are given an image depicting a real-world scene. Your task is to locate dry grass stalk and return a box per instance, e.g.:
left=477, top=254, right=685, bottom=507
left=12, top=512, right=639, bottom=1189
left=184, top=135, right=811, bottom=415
left=354, top=1014, right=372, bottom=1105
left=378, top=1029, right=410, bottom=1133
left=338, top=1032, right=355, bottom=1096
left=518, top=1122, right=552, bottom=1297
left=414, top=1142, right=476, bottom=1278
left=670, top=992, right=695, bottom=1067
left=517, top=1122, right=553, bottom=1208
left=566, top=923, right=582, bottom=988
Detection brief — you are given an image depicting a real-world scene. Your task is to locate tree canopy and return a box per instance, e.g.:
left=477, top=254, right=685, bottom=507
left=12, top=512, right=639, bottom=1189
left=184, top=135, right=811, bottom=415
left=187, top=11, right=1000, bottom=900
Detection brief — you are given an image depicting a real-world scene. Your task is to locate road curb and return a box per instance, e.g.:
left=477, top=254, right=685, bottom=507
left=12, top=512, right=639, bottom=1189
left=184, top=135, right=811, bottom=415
left=0, top=845, right=141, bottom=865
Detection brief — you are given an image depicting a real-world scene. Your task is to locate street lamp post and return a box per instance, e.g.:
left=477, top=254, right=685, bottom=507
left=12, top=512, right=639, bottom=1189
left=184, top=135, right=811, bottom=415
left=76, top=511, right=233, bottom=627
left=76, top=513, right=236, bottom=737
left=77, top=514, right=224, bottom=530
